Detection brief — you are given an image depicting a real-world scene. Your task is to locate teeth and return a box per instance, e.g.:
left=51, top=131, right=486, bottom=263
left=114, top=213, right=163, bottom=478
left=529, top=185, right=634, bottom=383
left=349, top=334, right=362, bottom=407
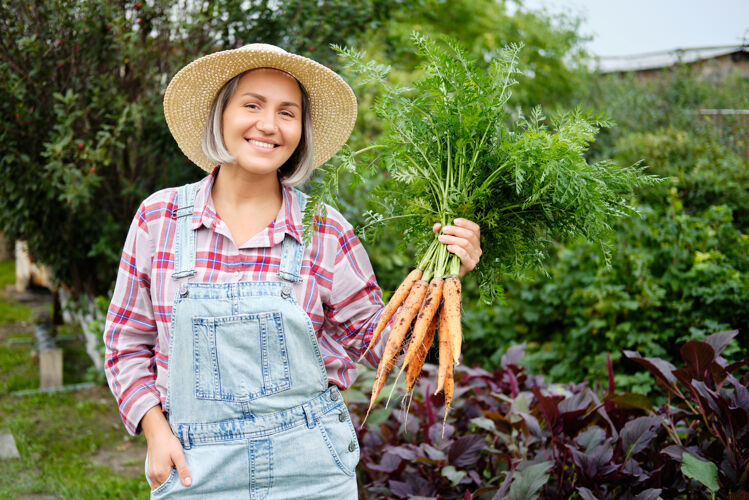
left=247, top=139, right=276, bottom=149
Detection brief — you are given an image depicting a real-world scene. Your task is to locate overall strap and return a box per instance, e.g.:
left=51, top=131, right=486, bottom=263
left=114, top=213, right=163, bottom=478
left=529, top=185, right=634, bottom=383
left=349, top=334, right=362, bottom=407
left=277, top=189, right=308, bottom=283
left=172, top=182, right=200, bottom=279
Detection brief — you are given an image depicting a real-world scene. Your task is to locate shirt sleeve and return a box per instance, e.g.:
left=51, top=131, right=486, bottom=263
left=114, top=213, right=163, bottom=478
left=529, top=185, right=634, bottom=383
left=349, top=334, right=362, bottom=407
left=103, top=202, right=161, bottom=436
left=322, top=215, right=392, bottom=370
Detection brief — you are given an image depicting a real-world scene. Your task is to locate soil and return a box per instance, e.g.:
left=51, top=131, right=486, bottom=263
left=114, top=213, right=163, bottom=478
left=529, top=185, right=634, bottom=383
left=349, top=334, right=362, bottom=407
left=77, top=384, right=147, bottom=478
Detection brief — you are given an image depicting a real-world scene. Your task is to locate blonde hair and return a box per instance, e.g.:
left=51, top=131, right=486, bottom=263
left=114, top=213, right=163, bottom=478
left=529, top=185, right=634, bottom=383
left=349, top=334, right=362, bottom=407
left=200, top=69, right=315, bottom=186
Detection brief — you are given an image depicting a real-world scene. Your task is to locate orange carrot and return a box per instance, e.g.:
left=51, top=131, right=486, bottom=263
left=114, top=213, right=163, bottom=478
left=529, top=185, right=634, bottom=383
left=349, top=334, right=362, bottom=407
left=364, top=279, right=428, bottom=422
left=441, top=361, right=454, bottom=438
left=398, top=277, right=443, bottom=375
left=435, top=304, right=451, bottom=395
left=443, top=276, right=463, bottom=364
left=404, top=307, right=439, bottom=394
left=359, top=269, right=422, bottom=362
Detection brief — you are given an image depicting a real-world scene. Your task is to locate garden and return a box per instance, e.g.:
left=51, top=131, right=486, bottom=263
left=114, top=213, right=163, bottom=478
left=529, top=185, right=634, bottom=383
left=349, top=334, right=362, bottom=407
left=1, top=0, right=747, bottom=498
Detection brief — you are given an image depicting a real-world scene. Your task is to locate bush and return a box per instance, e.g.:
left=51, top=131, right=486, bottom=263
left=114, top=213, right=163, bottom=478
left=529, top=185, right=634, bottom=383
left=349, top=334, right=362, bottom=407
left=460, top=188, right=748, bottom=389
left=350, top=331, right=749, bottom=499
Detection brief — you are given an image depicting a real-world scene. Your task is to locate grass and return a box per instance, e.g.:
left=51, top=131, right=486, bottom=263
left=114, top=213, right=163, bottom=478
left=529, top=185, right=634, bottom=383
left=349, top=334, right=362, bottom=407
left=0, top=259, right=14, bottom=286
left=0, top=260, right=32, bottom=323
left=0, top=391, right=149, bottom=498
left=0, top=260, right=148, bottom=499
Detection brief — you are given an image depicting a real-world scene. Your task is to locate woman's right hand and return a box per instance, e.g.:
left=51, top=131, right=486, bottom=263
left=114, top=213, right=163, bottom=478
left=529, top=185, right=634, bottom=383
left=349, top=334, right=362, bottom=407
left=141, top=405, right=193, bottom=490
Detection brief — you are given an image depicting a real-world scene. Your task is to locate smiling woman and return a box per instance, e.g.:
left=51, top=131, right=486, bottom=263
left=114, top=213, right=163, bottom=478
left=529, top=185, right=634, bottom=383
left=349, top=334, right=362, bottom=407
left=209, top=69, right=307, bottom=245
left=222, top=70, right=303, bottom=174
left=102, top=43, right=482, bottom=499
left=203, top=67, right=314, bottom=187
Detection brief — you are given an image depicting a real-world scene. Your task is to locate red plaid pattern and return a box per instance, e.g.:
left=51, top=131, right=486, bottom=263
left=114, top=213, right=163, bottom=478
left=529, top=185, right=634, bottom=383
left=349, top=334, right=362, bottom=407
left=104, top=168, right=386, bottom=435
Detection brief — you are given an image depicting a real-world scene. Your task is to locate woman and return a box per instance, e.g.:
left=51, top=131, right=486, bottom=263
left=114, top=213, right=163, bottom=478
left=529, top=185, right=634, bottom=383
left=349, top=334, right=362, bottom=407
left=104, top=43, right=481, bottom=498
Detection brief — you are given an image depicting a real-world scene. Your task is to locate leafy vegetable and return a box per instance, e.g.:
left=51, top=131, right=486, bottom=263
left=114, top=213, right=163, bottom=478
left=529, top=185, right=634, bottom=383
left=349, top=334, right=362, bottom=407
left=348, top=331, right=749, bottom=499
left=304, top=32, right=661, bottom=427
left=305, top=31, right=660, bottom=302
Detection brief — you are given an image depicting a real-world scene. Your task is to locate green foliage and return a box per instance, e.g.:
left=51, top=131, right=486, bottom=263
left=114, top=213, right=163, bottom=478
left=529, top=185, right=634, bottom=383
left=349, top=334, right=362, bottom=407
left=0, top=260, right=14, bottom=288
left=311, top=33, right=657, bottom=301
left=0, top=334, right=36, bottom=396
left=0, top=0, right=395, bottom=297
left=0, top=284, right=148, bottom=497
left=0, top=0, right=597, bottom=301
left=352, top=334, right=749, bottom=498
left=308, top=0, right=598, bottom=296
left=614, top=126, right=749, bottom=228
left=0, top=389, right=148, bottom=498
left=462, top=193, right=748, bottom=386
left=370, top=0, right=593, bottom=110
left=460, top=67, right=749, bottom=387
left=507, top=461, right=554, bottom=500
left=0, top=297, right=33, bottom=325
left=0, top=262, right=34, bottom=325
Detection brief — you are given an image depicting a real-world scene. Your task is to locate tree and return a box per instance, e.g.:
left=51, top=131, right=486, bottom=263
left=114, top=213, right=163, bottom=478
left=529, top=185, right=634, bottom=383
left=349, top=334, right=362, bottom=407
left=0, top=0, right=395, bottom=299
left=373, top=0, right=592, bottom=109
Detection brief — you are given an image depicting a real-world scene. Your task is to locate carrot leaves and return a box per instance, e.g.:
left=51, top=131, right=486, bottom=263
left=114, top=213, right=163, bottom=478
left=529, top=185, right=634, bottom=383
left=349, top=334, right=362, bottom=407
left=304, top=32, right=661, bottom=302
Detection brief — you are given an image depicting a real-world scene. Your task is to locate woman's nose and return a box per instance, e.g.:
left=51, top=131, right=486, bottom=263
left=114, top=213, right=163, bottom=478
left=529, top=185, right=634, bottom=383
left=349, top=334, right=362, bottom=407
left=256, top=112, right=278, bottom=133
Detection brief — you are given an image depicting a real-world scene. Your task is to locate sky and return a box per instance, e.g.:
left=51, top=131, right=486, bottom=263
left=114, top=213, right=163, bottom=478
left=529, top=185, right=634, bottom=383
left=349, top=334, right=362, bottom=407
left=521, top=0, right=749, bottom=58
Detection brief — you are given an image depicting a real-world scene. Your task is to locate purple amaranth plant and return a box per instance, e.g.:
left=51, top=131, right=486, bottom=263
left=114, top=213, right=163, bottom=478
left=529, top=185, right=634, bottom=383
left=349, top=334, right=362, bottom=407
left=349, top=331, right=748, bottom=499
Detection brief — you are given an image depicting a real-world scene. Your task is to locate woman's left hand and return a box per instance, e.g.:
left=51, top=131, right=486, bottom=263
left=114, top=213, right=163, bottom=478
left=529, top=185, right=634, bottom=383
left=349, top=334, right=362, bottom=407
left=432, top=218, right=482, bottom=278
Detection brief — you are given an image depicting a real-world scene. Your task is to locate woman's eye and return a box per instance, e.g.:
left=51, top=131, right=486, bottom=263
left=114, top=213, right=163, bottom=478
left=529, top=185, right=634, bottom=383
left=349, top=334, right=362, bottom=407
left=280, top=110, right=295, bottom=118
left=244, top=103, right=260, bottom=110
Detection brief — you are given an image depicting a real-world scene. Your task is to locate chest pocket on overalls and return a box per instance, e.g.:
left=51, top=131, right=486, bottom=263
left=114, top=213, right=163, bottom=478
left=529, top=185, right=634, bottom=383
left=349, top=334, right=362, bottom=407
left=192, top=311, right=291, bottom=402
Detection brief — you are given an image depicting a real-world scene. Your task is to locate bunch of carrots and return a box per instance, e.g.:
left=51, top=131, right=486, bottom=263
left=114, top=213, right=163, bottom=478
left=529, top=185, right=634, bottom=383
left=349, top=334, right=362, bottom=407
left=361, top=239, right=462, bottom=429
left=321, top=33, right=658, bottom=428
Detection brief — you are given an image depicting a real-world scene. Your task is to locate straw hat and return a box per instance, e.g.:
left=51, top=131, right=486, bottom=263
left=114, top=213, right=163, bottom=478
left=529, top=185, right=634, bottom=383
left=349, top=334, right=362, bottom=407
left=164, top=43, right=357, bottom=172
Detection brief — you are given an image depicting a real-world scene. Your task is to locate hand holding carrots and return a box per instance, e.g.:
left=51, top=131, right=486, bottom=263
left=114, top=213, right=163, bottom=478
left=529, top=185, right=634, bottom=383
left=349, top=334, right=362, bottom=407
left=432, top=218, right=482, bottom=278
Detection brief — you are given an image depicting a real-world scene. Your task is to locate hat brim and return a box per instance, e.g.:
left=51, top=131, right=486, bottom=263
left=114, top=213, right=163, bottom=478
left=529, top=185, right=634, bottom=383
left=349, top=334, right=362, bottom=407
left=164, top=44, right=357, bottom=172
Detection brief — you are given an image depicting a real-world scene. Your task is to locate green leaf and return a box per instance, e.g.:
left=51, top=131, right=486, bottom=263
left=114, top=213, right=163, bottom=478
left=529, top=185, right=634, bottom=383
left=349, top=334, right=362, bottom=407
left=341, top=388, right=369, bottom=405
left=681, top=452, right=719, bottom=494
left=605, top=392, right=653, bottom=411
left=363, top=407, right=393, bottom=427
left=470, top=416, right=497, bottom=433
left=441, top=465, right=466, bottom=486
left=507, top=461, right=553, bottom=500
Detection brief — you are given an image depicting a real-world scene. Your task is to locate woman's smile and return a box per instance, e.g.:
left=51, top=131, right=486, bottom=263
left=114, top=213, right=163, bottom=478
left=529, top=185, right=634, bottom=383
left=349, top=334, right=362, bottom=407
left=245, top=138, right=279, bottom=150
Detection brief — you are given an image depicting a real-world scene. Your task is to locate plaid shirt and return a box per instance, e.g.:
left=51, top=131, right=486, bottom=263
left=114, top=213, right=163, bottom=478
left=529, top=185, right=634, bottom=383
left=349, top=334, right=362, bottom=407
left=104, top=169, right=386, bottom=435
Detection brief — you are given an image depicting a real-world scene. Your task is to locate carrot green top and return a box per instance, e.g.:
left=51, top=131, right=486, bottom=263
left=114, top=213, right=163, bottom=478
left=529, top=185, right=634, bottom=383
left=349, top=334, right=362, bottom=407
left=304, top=32, right=661, bottom=303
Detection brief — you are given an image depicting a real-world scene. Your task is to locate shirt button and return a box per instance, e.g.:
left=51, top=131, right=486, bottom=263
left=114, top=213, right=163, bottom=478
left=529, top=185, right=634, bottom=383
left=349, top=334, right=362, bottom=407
left=348, top=441, right=356, bottom=452
left=338, top=413, right=346, bottom=422
left=330, top=391, right=339, bottom=401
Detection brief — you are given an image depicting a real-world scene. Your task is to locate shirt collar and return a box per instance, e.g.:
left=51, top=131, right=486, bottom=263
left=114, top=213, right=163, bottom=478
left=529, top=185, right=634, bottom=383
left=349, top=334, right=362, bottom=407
left=270, top=183, right=305, bottom=245
left=190, top=167, right=220, bottom=232
left=191, top=166, right=305, bottom=246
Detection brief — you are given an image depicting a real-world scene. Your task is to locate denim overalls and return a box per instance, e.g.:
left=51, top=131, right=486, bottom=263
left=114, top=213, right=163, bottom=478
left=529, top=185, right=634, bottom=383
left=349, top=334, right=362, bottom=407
left=146, top=182, right=359, bottom=499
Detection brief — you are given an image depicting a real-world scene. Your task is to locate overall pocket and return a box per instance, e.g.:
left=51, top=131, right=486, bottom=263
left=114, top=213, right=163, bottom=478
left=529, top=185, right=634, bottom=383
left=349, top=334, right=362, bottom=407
left=316, top=405, right=360, bottom=477
left=192, top=311, right=291, bottom=402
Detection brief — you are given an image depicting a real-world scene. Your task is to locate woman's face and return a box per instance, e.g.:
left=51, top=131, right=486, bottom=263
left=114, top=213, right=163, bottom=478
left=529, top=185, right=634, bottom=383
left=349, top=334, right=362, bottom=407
left=221, top=68, right=303, bottom=178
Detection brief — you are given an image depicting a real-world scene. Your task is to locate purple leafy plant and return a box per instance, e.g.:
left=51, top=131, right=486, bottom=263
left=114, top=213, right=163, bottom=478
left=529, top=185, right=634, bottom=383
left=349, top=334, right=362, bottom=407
left=350, top=331, right=748, bottom=499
